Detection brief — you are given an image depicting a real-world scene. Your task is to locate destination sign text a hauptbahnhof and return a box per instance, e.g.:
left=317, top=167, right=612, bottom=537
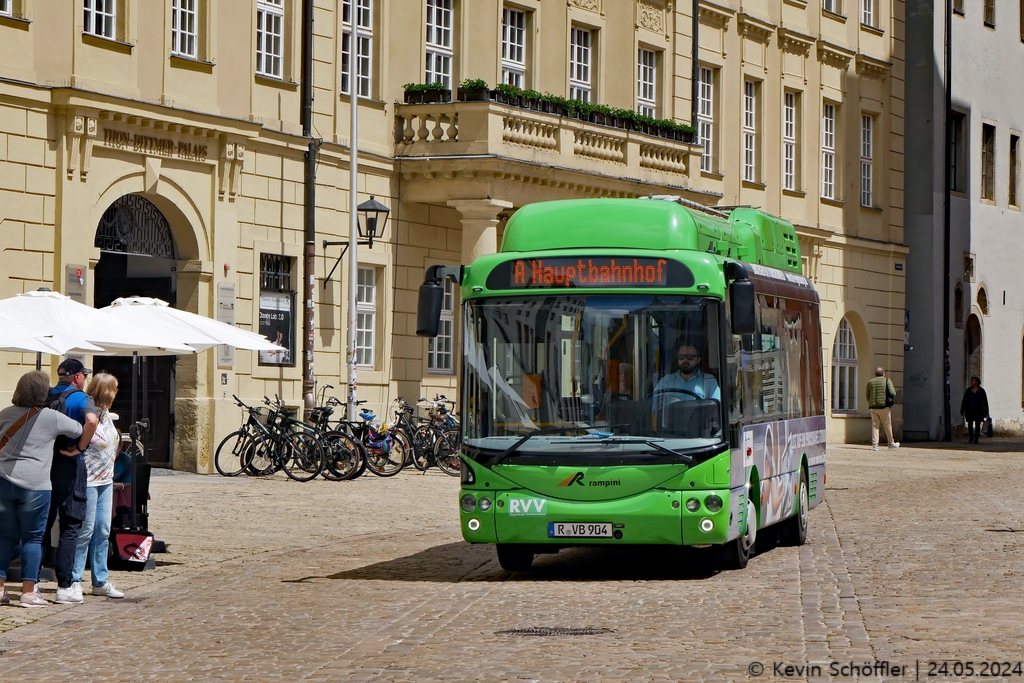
left=486, top=257, right=696, bottom=290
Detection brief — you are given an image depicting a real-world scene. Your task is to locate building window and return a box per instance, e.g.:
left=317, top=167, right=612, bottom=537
left=501, top=6, right=526, bottom=87
left=171, top=0, right=198, bottom=58
left=823, top=0, right=840, bottom=14
left=697, top=66, right=715, bottom=172
left=978, top=286, right=989, bottom=315
left=783, top=91, right=799, bottom=191
left=84, top=0, right=116, bottom=39
left=831, top=317, right=858, bottom=413
left=981, top=123, right=995, bottom=201
left=425, top=0, right=453, bottom=88
left=742, top=80, right=759, bottom=182
left=356, top=267, right=376, bottom=367
left=861, top=0, right=874, bottom=26
left=821, top=103, right=836, bottom=200
left=256, top=0, right=284, bottom=79
left=569, top=26, right=592, bottom=102
left=258, top=254, right=295, bottom=366
left=860, top=115, right=874, bottom=207
left=1011, top=134, right=1020, bottom=207
left=427, top=279, right=455, bottom=373
left=342, top=0, right=372, bottom=96
left=1021, top=0, right=1024, bottom=40
left=950, top=110, right=967, bottom=192
left=637, top=48, right=657, bottom=118
left=984, top=0, right=995, bottom=26
left=954, top=0, right=964, bottom=14
left=0, top=0, right=12, bottom=17
left=954, top=282, right=964, bottom=328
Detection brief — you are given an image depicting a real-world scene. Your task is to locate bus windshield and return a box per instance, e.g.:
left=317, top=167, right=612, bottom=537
left=463, top=295, right=725, bottom=458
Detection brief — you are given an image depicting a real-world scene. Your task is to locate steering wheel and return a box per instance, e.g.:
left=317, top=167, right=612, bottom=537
left=653, top=388, right=704, bottom=407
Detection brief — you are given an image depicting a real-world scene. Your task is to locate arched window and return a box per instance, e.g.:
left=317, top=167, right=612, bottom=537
left=978, top=287, right=989, bottom=315
left=832, top=317, right=858, bottom=413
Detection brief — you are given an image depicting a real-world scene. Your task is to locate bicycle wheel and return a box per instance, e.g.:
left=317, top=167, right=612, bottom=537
left=282, top=431, right=324, bottom=482
left=244, top=436, right=276, bottom=476
left=433, top=431, right=462, bottom=477
left=364, top=435, right=405, bottom=477
left=322, top=430, right=363, bottom=481
left=393, top=429, right=413, bottom=468
left=411, top=425, right=435, bottom=471
left=215, top=430, right=255, bottom=477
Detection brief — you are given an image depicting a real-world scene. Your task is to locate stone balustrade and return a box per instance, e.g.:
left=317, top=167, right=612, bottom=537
left=395, top=101, right=702, bottom=185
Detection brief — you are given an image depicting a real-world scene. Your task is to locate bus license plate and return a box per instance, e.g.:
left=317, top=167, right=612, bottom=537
left=548, top=522, right=613, bottom=538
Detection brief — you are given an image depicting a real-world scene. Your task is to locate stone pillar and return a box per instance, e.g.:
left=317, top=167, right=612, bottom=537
left=447, top=199, right=513, bottom=264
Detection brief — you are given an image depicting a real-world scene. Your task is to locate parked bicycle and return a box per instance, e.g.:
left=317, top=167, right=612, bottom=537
left=409, top=395, right=462, bottom=476
left=215, top=395, right=324, bottom=482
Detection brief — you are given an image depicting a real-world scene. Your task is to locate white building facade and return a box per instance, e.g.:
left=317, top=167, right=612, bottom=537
left=903, top=0, right=1024, bottom=438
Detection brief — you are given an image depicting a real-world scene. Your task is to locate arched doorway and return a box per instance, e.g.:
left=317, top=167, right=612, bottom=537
left=92, top=194, right=178, bottom=466
left=965, top=314, right=983, bottom=385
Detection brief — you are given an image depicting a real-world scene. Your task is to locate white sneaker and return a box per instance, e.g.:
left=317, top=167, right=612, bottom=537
left=19, top=588, right=49, bottom=608
left=889, top=442, right=900, bottom=449
left=92, top=582, right=124, bottom=599
left=55, top=583, right=83, bottom=604
left=872, top=446, right=879, bottom=451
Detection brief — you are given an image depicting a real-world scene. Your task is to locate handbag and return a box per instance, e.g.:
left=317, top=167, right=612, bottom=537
left=110, top=529, right=154, bottom=571
left=984, top=417, right=994, bottom=438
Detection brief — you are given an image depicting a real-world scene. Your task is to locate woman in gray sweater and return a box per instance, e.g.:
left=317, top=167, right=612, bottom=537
left=0, top=371, right=84, bottom=608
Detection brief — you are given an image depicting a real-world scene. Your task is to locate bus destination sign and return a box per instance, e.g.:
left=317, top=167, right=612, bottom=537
left=486, top=256, right=695, bottom=290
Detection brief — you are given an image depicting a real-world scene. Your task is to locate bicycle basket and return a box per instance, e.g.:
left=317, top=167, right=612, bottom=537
left=248, top=407, right=272, bottom=428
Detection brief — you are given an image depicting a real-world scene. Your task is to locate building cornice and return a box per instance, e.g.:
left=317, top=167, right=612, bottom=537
left=777, top=26, right=815, bottom=55
left=737, top=10, right=776, bottom=43
left=816, top=39, right=856, bottom=69
left=855, top=53, right=892, bottom=80
left=698, top=0, right=735, bottom=29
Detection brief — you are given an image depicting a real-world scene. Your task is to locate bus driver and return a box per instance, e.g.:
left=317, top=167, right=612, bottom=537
left=655, top=342, right=721, bottom=401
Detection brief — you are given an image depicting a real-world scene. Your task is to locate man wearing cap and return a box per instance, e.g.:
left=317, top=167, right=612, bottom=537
left=45, top=359, right=99, bottom=605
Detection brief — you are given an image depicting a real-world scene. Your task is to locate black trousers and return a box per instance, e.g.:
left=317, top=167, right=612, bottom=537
left=45, top=456, right=87, bottom=588
left=966, top=419, right=983, bottom=442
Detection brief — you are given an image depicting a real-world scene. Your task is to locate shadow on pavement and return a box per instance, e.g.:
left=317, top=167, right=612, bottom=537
left=897, top=438, right=1024, bottom=453
left=310, top=542, right=718, bottom=583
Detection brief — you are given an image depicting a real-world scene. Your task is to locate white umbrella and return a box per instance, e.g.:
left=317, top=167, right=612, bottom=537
left=0, top=291, right=196, bottom=355
left=102, top=297, right=282, bottom=352
left=0, top=310, right=106, bottom=354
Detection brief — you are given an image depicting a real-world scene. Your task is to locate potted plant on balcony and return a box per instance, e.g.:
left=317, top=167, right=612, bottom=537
left=520, top=89, right=544, bottom=111
left=493, top=83, right=523, bottom=107
left=403, top=82, right=452, bottom=104
left=457, top=78, right=490, bottom=102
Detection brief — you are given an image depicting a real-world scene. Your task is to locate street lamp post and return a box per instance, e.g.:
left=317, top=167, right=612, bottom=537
left=324, top=196, right=390, bottom=420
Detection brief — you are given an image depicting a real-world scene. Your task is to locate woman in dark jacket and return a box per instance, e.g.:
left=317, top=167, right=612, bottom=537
left=960, top=376, right=990, bottom=444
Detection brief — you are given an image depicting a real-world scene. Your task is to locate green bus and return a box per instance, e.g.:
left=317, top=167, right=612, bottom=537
left=417, top=197, right=825, bottom=571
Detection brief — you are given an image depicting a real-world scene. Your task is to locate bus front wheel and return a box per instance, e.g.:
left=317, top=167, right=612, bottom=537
left=720, top=498, right=757, bottom=570
left=496, top=545, right=534, bottom=572
left=781, top=469, right=809, bottom=546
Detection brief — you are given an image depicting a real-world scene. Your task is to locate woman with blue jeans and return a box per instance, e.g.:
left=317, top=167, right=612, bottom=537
left=0, top=371, right=84, bottom=608
left=72, top=372, right=124, bottom=599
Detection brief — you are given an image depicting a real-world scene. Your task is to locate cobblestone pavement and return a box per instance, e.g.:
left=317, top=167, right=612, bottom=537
left=0, top=441, right=1022, bottom=682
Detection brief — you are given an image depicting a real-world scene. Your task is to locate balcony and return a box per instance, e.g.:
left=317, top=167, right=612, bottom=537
left=394, top=101, right=710, bottom=207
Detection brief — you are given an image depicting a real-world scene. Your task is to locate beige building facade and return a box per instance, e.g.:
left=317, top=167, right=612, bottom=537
left=0, top=0, right=904, bottom=470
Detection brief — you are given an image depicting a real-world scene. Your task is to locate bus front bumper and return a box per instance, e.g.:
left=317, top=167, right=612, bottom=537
left=459, top=488, right=735, bottom=546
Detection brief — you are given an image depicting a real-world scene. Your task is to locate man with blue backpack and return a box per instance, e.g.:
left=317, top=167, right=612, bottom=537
left=45, top=359, right=99, bottom=605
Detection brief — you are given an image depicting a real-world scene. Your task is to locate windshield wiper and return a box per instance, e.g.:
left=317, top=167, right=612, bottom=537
left=585, top=437, right=695, bottom=463
left=494, top=425, right=594, bottom=461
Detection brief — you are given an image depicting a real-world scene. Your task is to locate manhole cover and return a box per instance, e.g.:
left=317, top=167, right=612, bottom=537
left=495, top=627, right=613, bottom=637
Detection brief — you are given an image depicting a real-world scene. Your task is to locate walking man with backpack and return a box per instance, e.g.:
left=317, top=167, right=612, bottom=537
left=45, top=359, right=99, bottom=605
left=866, top=367, right=900, bottom=452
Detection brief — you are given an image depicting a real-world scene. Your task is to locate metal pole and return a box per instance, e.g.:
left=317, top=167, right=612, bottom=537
left=942, top=0, right=952, bottom=441
left=301, top=0, right=316, bottom=416
left=346, top=58, right=360, bottom=421
left=691, top=0, right=700, bottom=126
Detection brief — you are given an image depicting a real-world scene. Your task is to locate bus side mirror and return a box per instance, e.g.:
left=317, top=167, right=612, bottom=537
left=417, top=282, right=444, bottom=337
left=730, top=279, right=757, bottom=335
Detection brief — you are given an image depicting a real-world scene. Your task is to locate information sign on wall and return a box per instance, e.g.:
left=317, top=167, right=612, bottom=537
left=258, top=292, right=294, bottom=366
left=217, top=283, right=236, bottom=369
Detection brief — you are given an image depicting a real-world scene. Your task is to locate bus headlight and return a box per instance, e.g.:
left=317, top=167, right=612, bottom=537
left=461, top=494, right=477, bottom=512
left=685, top=498, right=701, bottom=512
left=699, top=518, right=715, bottom=533
left=704, top=495, right=723, bottom=513
left=478, top=497, right=492, bottom=511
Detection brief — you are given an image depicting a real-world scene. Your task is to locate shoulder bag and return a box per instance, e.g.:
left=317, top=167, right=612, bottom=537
left=0, top=407, right=42, bottom=452
left=884, top=382, right=896, bottom=408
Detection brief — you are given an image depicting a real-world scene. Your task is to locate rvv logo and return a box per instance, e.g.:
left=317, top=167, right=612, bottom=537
left=508, top=498, right=547, bottom=516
